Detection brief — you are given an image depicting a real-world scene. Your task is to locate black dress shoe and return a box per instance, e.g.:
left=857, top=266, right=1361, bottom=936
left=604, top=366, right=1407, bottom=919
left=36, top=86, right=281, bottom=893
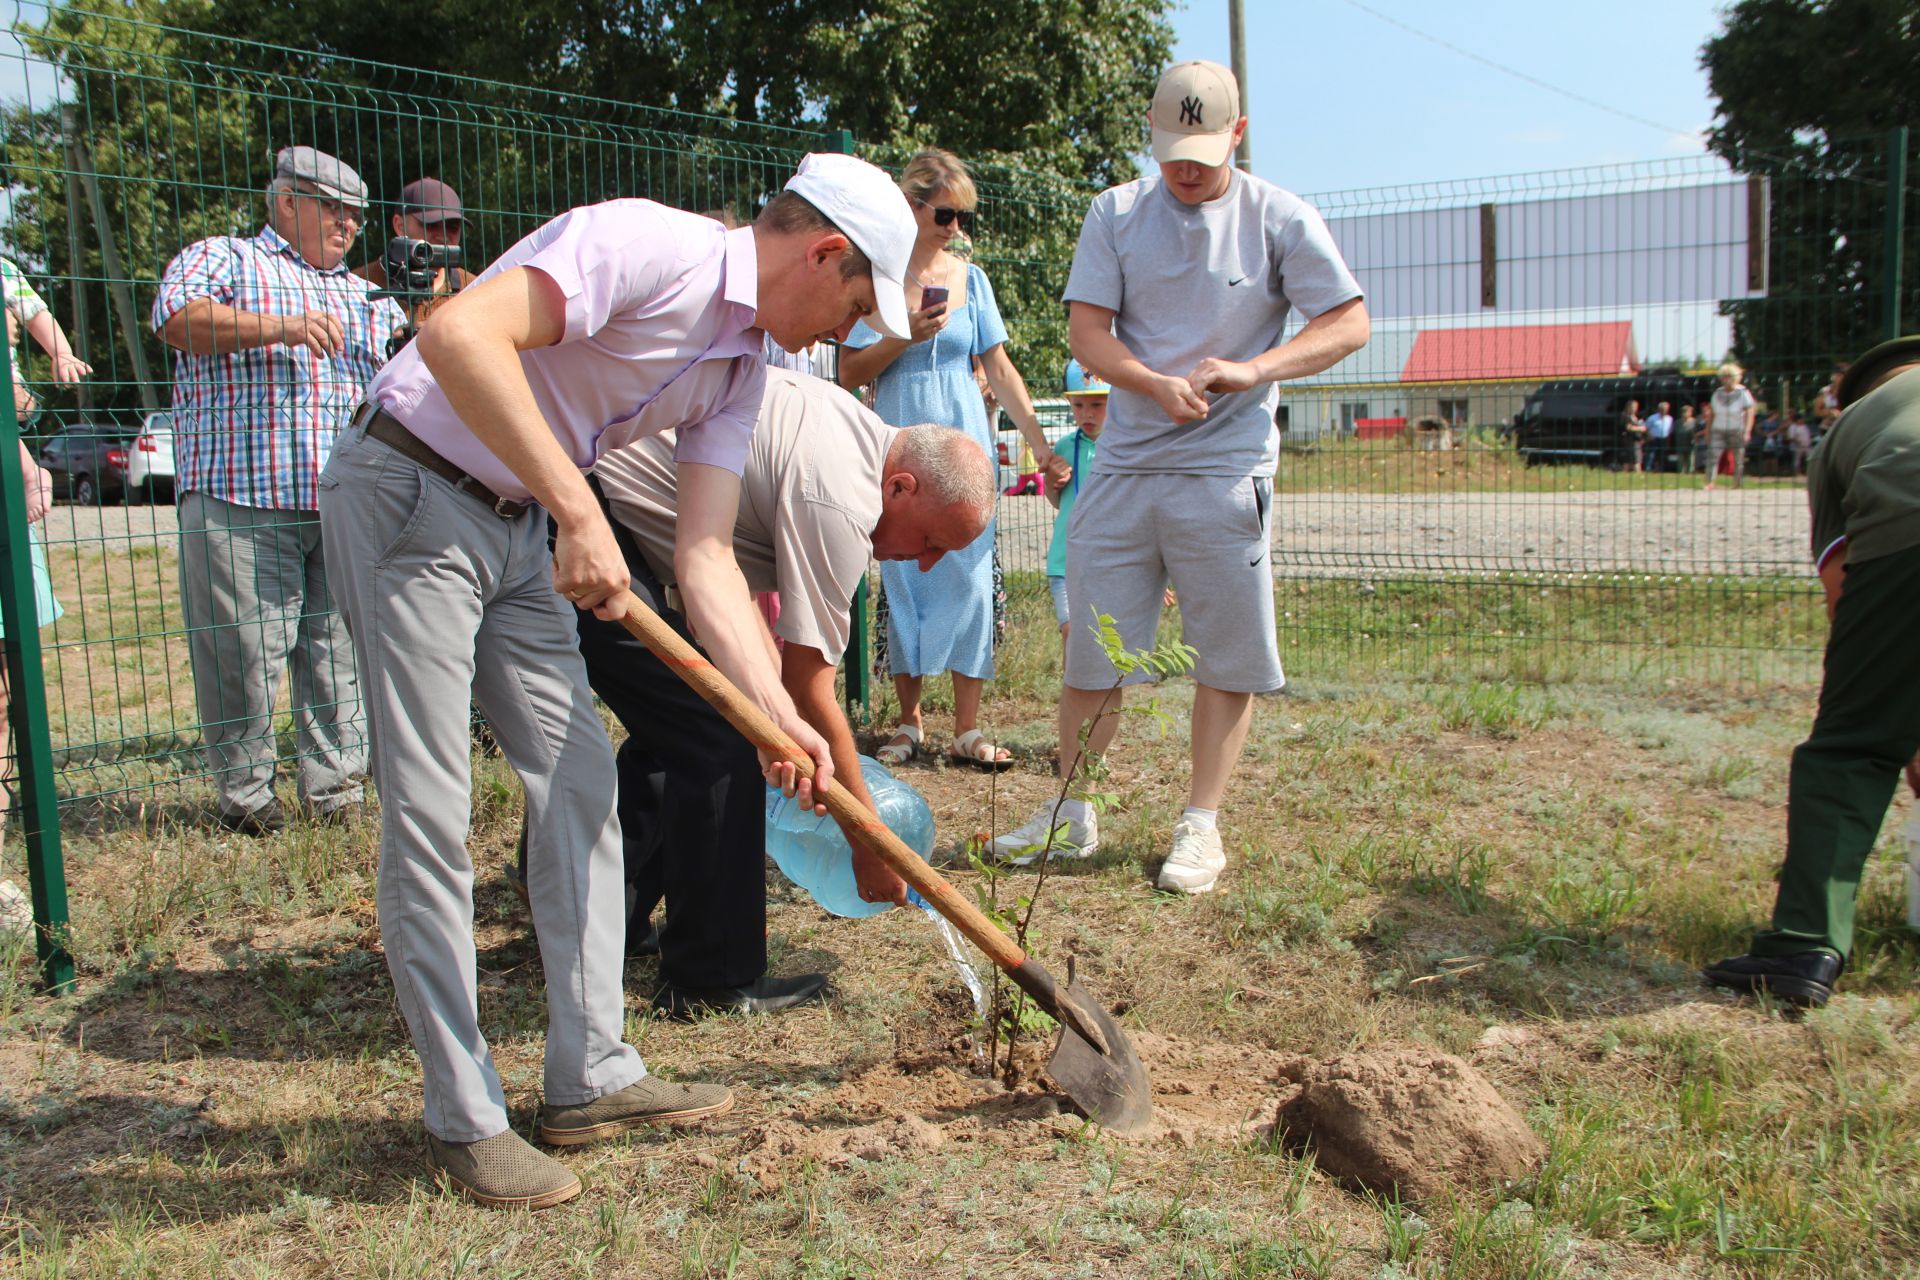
left=651, top=973, right=828, bottom=1020
left=1703, top=949, right=1843, bottom=1008
left=216, top=799, right=287, bottom=837
left=627, top=920, right=660, bottom=958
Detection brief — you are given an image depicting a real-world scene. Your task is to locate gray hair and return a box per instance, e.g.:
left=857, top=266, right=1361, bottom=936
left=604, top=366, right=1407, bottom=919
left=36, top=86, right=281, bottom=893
left=895, top=425, right=995, bottom=511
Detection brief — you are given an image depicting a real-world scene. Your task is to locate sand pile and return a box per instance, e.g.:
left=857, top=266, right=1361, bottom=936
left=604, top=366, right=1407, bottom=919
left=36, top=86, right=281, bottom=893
left=1274, top=1049, right=1545, bottom=1201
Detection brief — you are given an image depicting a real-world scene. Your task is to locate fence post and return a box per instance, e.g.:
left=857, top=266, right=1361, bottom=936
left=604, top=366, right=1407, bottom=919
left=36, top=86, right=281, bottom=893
left=0, top=342, right=74, bottom=993
left=1888, top=125, right=1909, bottom=342
left=820, top=127, right=871, bottom=726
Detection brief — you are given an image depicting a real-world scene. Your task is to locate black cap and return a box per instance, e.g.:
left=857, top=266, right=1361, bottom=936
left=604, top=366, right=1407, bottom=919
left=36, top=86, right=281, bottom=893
left=397, top=177, right=462, bottom=224
left=1838, top=336, right=1920, bottom=408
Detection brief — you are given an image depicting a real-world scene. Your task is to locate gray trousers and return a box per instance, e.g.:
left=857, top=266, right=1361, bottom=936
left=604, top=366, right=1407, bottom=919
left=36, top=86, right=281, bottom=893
left=177, top=491, right=364, bottom=815
left=317, top=424, right=644, bottom=1143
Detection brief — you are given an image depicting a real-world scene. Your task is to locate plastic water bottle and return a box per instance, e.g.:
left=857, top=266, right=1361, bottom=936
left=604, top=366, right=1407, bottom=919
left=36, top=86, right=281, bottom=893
left=765, top=756, right=935, bottom=917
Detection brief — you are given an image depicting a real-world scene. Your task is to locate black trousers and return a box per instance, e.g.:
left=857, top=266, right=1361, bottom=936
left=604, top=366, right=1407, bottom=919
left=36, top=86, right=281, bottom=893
left=521, top=508, right=767, bottom=988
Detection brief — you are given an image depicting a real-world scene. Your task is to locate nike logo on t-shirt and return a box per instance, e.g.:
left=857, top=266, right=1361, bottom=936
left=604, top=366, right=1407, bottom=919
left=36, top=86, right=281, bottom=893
left=1228, top=276, right=1250, bottom=286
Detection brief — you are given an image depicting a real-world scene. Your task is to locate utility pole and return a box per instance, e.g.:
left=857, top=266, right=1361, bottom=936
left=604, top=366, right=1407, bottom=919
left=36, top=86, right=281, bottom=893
left=1229, top=0, right=1252, bottom=172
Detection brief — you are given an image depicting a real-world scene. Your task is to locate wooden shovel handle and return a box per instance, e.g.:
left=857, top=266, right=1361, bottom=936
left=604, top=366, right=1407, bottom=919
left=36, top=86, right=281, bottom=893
left=616, top=595, right=1028, bottom=974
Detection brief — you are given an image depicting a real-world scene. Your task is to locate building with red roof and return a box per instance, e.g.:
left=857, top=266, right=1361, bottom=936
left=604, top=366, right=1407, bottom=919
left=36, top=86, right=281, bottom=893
left=1400, top=322, right=1640, bottom=383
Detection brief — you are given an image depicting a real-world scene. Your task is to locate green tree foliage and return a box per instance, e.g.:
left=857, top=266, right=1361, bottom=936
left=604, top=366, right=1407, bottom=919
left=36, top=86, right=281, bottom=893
left=1701, top=0, right=1920, bottom=385
left=191, top=0, right=1172, bottom=185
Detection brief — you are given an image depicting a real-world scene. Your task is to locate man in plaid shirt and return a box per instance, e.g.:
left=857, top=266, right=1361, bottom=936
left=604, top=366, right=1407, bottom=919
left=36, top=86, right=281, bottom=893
left=154, top=146, right=405, bottom=834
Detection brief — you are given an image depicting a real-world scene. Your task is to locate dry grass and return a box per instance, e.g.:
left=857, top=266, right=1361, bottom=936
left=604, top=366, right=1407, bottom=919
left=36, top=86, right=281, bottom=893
left=0, top=551, right=1909, bottom=1277
left=5, top=621, right=1919, bottom=1277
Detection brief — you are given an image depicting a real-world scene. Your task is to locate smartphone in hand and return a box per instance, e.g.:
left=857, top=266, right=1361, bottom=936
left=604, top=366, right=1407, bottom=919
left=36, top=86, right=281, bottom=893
left=921, top=285, right=949, bottom=309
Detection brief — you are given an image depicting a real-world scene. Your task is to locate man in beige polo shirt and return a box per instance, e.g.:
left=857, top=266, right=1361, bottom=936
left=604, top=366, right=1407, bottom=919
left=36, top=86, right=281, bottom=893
left=537, top=366, right=994, bottom=1016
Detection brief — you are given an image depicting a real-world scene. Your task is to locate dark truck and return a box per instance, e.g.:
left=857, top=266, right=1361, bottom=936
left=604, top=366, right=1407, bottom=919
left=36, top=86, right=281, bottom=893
left=1510, top=373, right=1718, bottom=469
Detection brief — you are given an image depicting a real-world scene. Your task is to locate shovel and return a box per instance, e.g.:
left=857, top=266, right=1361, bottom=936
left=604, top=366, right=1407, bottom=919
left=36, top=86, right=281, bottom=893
left=617, top=595, right=1153, bottom=1134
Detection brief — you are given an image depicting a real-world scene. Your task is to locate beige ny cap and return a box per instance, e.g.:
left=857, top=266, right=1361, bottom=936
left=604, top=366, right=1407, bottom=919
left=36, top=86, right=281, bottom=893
left=1150, top=61, right=1241, bottom=167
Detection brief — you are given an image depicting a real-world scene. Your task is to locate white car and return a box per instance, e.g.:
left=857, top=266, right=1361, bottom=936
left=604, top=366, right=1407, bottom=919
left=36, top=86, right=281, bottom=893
left=123, top=411, right=175, bottom=503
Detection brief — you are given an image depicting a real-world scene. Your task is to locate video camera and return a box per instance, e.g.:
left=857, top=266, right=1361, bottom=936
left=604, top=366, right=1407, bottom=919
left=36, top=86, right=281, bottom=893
left=374, top=237, right=465, bottom=357
left=384, top=236, right=462, bottom=295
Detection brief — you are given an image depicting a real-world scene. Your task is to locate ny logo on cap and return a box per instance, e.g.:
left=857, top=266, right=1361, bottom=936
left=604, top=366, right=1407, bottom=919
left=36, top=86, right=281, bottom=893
left=1180, top=95, right=1205, bottom=127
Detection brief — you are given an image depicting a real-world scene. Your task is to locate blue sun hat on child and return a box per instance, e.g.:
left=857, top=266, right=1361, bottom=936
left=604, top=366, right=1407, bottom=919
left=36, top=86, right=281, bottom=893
left=1063, top=359, right=1109, bottom=397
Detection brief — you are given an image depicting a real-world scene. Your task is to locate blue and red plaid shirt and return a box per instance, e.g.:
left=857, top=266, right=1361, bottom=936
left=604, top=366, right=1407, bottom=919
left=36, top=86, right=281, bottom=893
left=152, top=226, right=406, bottom=510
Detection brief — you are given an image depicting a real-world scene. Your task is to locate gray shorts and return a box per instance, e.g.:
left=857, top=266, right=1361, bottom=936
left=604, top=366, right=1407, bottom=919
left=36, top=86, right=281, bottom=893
left=1063, top=472, right=1282, bottom=693
left=1048, top=575, right=1070, bottom=627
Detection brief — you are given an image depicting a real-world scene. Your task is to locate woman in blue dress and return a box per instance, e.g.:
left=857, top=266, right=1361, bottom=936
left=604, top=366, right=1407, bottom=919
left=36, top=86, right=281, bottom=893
left=840, top=150, right=1063, bottom=770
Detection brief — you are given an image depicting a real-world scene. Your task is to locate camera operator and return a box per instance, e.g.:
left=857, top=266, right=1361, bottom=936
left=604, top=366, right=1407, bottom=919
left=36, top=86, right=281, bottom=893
left=354, top=177, right=471, bottom=326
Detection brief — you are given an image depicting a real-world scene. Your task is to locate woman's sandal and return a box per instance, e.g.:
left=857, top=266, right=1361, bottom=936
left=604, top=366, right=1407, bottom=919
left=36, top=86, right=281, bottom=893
left=876, top=723, right=922, bottom=767
left=949, top=728, right=1014, bottom=772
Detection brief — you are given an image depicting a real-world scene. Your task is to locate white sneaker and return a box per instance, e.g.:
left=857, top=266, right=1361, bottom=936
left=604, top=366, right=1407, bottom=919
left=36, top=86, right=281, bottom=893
left=989, top=802, right=1099, bottom=867
left=1156, top=820, right=1226, bottom=894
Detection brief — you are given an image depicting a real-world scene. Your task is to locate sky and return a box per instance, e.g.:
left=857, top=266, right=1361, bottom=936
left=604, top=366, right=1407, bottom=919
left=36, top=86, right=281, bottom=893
left=1167, top=0, right=1734, bottom=195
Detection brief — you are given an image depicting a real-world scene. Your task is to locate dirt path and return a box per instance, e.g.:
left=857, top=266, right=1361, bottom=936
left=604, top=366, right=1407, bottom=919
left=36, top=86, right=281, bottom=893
left=998, top=484, right=1809, bottom=578
left=46, top=488, right=1808, bottom=581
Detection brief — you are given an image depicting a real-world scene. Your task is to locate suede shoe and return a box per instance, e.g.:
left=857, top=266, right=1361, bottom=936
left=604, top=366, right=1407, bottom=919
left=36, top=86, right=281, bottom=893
left=216, top=798, right=286, bottom=838
left=651, top=973, right=829, bottom=1021
left=1702, top=949, right=1842, bottom=1008
left=538, top=1076, right=734, bottom=1147
left=427, top=1130, right=580, bottom=1209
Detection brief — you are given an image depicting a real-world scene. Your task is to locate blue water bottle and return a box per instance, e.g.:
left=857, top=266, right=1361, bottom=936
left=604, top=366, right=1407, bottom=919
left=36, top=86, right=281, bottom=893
left=765, top=756, right=935, bottom=917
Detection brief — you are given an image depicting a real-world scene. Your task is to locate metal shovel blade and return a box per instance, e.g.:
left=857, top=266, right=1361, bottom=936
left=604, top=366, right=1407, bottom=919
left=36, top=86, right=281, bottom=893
left=1046, top=980, right=1153, bottom=1134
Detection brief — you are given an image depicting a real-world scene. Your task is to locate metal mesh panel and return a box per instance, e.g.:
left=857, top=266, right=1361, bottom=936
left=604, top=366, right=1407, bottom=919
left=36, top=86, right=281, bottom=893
left=0, top=1, right=818, bottom=813
left=0, top=0, right=1901, bottom=841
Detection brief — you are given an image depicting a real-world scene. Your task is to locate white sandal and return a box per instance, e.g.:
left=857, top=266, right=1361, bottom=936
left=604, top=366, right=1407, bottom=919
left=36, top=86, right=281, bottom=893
left=950, top=728, right=1014, bottom=772
left=876, top=723, right=921, bottom=767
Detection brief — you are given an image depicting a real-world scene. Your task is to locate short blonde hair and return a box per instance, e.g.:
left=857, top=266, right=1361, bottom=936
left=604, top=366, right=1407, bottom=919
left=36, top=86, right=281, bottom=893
left=899, top=148, right=977, bottom=211
left=1718, top=362, right=1743, bottom=380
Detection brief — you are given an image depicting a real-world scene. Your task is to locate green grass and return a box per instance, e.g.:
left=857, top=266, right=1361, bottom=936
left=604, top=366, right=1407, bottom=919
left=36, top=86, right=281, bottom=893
left=1269, top=433, right=1811, bottom=495
left=8, top=654, right=1919, bottom=1276
left=0, top=501, right=1903, bottom=1278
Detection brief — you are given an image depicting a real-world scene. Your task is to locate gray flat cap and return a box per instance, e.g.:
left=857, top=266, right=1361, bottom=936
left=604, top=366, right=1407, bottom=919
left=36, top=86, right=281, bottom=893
left=274, top=146, right=369, bottom=209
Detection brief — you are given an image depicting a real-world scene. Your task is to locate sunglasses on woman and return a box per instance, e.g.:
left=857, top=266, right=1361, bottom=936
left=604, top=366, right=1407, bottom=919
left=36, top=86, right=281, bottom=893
left=916, top=199, right=977, bottom=232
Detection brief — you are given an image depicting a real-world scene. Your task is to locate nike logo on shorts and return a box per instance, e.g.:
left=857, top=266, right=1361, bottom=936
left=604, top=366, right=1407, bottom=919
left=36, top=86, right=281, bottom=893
left=1228, top=275, right=1250, bottom=287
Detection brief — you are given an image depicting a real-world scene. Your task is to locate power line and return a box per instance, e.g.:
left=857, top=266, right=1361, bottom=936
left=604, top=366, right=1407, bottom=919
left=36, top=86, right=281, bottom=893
left=1335, top=0, right=1699, bottom=143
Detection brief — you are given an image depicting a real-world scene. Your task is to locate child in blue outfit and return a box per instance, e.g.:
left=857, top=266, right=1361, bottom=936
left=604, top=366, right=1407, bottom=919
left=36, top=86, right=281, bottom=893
left=1047, top=359, right=1108, bottom=639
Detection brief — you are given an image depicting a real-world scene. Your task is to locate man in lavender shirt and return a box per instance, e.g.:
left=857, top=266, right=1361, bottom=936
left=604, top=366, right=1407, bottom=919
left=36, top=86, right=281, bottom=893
left=316, top=154, right=917, bottom=1210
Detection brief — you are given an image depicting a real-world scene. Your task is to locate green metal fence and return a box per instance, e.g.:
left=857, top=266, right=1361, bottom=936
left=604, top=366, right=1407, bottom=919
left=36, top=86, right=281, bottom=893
left=0, top=4, right=1907, bottom=987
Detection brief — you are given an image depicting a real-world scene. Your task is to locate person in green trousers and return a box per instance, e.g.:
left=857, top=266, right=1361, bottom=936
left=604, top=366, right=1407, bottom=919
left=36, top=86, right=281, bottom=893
left=1706, top=336, right=1920, bottom=1008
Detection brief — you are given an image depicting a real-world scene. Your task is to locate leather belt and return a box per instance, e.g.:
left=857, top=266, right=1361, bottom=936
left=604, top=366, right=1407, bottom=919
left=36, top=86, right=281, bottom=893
left=355, top=403, right=532, bottom=519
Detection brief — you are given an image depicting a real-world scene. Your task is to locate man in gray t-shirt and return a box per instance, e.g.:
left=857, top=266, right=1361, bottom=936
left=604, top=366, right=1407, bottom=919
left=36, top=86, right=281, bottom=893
left=990, top=60, right=1368, bottom=897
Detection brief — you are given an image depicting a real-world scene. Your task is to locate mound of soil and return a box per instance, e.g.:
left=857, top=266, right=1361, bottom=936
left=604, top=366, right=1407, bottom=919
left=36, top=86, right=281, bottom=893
left=1274, top=1050, right=1544, bottom=1202
left=730, top=1034, right=1540, bottom=1206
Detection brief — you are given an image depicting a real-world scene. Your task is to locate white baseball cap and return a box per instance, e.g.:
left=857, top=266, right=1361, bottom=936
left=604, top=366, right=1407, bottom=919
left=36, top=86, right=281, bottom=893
left=783, top=153, right=917, bottom=340
left=1150, top=61, right=1242, bottom=168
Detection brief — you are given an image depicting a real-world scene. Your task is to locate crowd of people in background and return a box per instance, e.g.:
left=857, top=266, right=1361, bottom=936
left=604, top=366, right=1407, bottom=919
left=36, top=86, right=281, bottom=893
left=1610, top=360, right=1847, bottom=484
